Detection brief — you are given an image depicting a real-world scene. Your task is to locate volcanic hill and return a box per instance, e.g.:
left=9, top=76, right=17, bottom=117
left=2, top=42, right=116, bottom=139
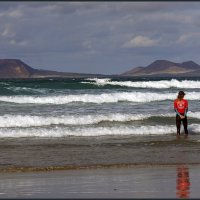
left=121, top=60, right=200, bottom=77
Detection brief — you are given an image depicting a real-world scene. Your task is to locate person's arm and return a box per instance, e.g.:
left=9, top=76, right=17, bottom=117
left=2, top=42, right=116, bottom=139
left=184, top=100, right=188, bottom=117
left=184, top=108, right=188, bottom=117
left=174, top=108, right=181, bottom=116
left=174, top=100, right=181, bottom=116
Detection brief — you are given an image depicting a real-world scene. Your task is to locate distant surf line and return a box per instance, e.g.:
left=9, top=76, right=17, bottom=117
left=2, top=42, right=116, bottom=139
left=83, top=78, right=200, bottom=89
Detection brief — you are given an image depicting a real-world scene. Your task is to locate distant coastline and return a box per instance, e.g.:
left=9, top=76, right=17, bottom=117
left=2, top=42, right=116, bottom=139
left=0, top=59, right=200, bottom=79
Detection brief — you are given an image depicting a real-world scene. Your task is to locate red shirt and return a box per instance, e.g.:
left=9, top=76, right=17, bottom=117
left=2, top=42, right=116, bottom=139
left=174, top=99, right=188, bottom=114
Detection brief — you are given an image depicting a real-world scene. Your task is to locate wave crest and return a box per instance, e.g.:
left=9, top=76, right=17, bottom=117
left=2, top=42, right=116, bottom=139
left=84, top=78, right=200, bottom=89
left=0, top=112, right=199, bottom=128
left=0, top=91, right=199, bottom=104
left=0, top=124, right=200, bottom=137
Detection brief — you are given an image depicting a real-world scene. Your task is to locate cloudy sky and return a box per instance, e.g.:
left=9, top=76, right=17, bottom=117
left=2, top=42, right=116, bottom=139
left=1, top=2, right=200, bottom=74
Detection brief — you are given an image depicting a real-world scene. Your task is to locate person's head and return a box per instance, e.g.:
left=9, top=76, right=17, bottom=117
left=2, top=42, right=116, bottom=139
left=177, top=91, right=185, bottom=100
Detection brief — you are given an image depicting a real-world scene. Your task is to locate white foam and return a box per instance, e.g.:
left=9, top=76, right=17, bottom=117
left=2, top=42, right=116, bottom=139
left=0, top=113, right=170, bottom=128
left=187, top=111, right=200, bottom=119
left=0, top=91, right=199, bottom=104
left=0, top=125, right=175, bottom=137
left=84, top=78, right=200, bottom=89
left=86, top=78, right=111, bottom=85
left=7, top=86, right=48, bottom=94
left=0, top=123, right=199, bottom=137
left=0, top=82, right=10, bottom=86
left=0, top=112, right=199, bottom=128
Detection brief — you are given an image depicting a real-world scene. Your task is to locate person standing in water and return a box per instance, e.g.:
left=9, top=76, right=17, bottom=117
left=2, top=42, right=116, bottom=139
left=174, top=91, right=188, bottom=136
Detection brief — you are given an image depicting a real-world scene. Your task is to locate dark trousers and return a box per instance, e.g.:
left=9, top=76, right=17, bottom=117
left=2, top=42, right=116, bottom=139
left=176, top=115, right=188, bottom=135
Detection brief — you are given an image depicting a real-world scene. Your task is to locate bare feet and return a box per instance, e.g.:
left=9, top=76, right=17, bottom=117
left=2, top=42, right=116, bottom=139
left=177, top=133, right=181, bottom=139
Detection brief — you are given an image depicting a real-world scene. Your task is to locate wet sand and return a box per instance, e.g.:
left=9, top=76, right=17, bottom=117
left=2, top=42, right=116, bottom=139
left=0, top=135, right=200, bottom=198
left=0, top=135, right=200, bottom=172
left=0, top=164, right=198, bottom=198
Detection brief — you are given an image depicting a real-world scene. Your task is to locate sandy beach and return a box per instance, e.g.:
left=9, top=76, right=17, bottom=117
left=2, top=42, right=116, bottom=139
left=0, top=164, right=198, bottom=198
left=0, top=135, right=199, bottom=198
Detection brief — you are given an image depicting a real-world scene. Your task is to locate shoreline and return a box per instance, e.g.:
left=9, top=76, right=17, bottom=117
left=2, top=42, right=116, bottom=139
left=0, top=134, right=200, bottom=173
left=1, top=162, right=200, bottom=173
left=0, top=164, right=198, bottom=198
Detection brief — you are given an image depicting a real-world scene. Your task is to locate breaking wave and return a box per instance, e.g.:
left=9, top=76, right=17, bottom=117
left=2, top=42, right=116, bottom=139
left=0, top=124, right=199, bottom=137
left=0, top=91, right=199, bottom=104
left=0, top=111, right=198, bottom=128
left=84, top=78, right=200, bottom=89
left=0, top=113, right=166, bottom=128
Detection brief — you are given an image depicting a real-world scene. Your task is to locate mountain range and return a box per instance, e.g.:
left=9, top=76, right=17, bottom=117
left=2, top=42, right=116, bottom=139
left=0, top=59, right=200, bottom=78
left=121, top=60, right=200, bottom=77
left=0, top=59, right=106, bottom=78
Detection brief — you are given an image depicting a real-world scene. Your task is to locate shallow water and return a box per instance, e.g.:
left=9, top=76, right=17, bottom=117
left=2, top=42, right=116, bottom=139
left=0, top=165, right=199, bottom=198
left=0, top=134, right=200, bottom=171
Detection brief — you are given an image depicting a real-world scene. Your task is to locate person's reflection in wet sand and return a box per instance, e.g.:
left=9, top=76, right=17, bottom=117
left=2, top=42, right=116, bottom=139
left=176, top=165, right=190, bottom=198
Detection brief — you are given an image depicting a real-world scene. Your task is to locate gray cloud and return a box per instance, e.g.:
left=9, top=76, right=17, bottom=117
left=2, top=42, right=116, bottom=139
left=0, top=2, right=200, bottom=74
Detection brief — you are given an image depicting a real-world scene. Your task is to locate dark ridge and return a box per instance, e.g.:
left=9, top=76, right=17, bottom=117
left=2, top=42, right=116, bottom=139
left=121, top=59, right=200, bottom=77
left=0, top=59, right=109, bottom=79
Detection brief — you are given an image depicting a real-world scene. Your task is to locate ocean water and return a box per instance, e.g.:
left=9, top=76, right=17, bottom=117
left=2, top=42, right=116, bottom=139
left=0, top=77, right=199, bottom=138
left=0, top=77, right=200, bottom=169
